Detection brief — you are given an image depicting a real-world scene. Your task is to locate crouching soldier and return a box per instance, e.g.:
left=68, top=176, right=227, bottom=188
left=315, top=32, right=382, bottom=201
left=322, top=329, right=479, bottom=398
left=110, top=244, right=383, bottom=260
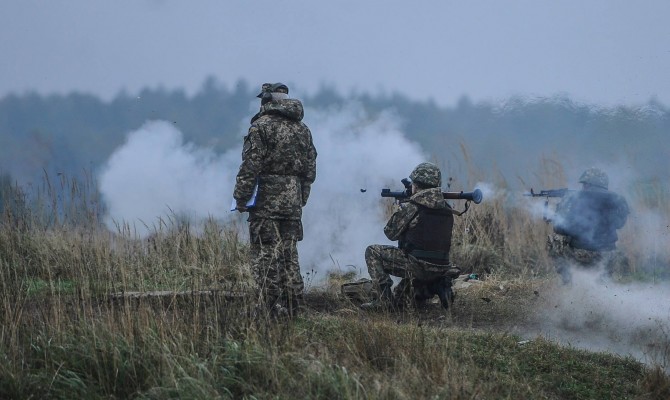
left=548, top=167, right=630, bottom=284
left=361, top=162, right=461, bottom=310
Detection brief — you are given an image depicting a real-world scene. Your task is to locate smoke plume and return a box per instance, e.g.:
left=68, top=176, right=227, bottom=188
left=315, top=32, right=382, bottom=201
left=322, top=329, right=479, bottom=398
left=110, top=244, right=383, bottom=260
left=98, top=104, right=425, bottom=276
left=98, top=120, right=240, bottom=231
left=534, top=270, right=670, bottom=370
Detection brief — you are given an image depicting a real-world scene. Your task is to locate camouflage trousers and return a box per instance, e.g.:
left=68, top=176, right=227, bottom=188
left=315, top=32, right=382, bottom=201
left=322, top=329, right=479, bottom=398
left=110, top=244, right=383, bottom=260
left=365, top=245, right=458, bottom=301
left=547, top=233, right=629, bottom=284
left=249, top=217, right=304, bottom=308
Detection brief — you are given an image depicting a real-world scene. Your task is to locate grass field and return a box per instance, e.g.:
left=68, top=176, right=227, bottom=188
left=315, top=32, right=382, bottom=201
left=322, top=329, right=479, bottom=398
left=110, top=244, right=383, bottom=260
left=0, top=172, right=668, bottom=399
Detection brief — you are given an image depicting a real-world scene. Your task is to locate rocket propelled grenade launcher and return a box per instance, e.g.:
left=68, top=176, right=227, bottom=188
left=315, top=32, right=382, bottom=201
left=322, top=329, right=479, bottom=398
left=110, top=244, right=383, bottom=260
left=381, top=178, right=483, bottom=204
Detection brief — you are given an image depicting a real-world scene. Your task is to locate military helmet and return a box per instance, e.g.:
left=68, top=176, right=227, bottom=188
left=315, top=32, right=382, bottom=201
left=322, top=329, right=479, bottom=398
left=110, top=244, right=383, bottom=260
left=578, top=167, right=609, bottom=190
left=409, top=162, right=442, bottom=188
left=256, top=82, right=289, bottom=98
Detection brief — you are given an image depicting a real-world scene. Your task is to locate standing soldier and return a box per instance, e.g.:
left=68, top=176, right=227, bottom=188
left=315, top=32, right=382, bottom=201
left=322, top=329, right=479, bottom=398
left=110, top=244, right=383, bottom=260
left=234, top=83, right=317, bottom=318
left=547, top=167, right=629, bottom=284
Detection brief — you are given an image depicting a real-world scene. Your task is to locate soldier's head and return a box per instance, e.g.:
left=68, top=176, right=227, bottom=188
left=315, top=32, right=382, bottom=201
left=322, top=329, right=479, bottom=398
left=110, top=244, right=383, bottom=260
left=578, top=167, right=609, bottom=190
left=256, top=82, right=289, bottom=105
left=409, top=162, right=442, bottom=190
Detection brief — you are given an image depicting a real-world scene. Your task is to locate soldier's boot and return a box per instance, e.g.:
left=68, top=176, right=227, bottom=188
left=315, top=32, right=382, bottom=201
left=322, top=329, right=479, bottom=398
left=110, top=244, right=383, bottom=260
left=435, top=277, right=454, bottom=310
left=271, top=303, right=290, bottom=319
left=360, top=284, right=393, bottom=311
left=266, top=295, right=290, bottom=320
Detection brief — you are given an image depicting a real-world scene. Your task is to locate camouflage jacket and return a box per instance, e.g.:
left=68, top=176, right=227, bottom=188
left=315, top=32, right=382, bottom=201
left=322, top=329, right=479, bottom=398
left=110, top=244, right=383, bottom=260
left=384, top=187, right=452, bottom=241
left=553, top=188, right=629, bottom=251
left=234, top=99, right=317, bottom=219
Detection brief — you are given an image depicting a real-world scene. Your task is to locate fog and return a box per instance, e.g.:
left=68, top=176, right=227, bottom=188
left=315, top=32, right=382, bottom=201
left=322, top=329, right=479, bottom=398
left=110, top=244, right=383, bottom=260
left=3, top=1, right=670, bottom=108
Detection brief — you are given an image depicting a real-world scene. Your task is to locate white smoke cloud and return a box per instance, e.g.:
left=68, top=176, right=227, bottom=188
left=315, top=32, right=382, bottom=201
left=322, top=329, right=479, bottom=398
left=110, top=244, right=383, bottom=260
left=473, top=181, right=505, bottom=202
left=534, top=270, right=670, bottom=370
left=627, top=209, right=670, bottom=262
left=98, top=120, right=241, bottom=233
left=300, top=105, right=425, bottom=276
left=98, top=105, right=425, bottom=277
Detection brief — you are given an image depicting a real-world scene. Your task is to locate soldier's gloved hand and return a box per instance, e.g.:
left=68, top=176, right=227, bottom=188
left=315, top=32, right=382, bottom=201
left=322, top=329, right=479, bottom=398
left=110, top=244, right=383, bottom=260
left=391, top=203, right=403, bottom=214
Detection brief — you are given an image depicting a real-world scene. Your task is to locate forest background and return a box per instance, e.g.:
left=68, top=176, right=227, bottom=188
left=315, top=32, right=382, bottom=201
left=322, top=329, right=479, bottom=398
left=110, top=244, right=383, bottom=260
left=1, top=76, right=667, bottom=194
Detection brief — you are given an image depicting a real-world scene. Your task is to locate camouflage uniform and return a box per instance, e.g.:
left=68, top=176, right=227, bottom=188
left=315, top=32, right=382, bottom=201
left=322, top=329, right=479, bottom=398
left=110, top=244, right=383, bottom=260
left=547, top=234, right=629, bottom=283
left=548, top=168, right=629, bottom=283
left=364, top=163, right=460, bottom=309
left=234, top=83, right=317, bottom=315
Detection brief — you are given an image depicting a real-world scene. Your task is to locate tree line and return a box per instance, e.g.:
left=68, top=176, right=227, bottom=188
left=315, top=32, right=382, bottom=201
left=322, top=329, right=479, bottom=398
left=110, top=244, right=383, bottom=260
left=1, top=77, right=668, bottom=190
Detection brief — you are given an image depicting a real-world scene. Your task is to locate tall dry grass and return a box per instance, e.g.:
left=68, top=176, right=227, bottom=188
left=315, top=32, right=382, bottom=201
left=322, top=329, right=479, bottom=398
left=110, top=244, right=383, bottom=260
left=0, top=173, right=258, bottom=398
left=0, top=169, right=668, bottom=398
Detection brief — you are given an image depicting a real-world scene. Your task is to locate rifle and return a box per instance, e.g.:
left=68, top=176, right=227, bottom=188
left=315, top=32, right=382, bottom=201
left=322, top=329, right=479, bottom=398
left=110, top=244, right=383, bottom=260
left=523, top=188, right=571, bottom=198
left=523, top=188, right=573, bottom=222
left=381, top=178, right=483, bottom=214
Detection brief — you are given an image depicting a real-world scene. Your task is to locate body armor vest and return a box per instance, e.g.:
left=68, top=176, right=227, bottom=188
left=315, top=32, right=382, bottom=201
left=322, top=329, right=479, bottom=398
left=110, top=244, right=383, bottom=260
left=400, top=204, right=454, bottom=265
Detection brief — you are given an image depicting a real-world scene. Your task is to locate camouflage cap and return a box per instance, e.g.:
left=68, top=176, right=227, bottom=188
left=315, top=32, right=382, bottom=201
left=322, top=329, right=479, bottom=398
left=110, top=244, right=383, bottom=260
left=256, top=82, right=289, bottom=98
left=578, top=167, right=609, bottom=190
left=409, top=162, right=442, bottom=188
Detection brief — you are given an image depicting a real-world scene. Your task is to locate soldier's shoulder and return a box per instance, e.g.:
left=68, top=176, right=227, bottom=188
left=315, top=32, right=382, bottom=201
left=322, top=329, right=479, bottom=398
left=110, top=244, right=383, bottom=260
left=400, top=201, right=420, bottom=214
left=600, top=190, right=628, bottom=205
left=250, top=115, right=281, bottom=133
left=614, top=192, right=630, bottom=211
left=253, top=114, right=275, bottom=124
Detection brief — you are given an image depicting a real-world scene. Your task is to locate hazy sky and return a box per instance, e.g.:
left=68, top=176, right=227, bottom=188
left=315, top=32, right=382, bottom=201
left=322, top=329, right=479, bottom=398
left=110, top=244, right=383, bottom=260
left=1, top=1, right=670, bottom=106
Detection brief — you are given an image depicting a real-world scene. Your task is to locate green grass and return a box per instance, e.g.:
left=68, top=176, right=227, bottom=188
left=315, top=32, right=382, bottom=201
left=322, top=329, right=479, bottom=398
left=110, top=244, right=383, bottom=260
left=1, top=307, right=665, bottom=400
left=25, top=278, right=77, bottom=296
